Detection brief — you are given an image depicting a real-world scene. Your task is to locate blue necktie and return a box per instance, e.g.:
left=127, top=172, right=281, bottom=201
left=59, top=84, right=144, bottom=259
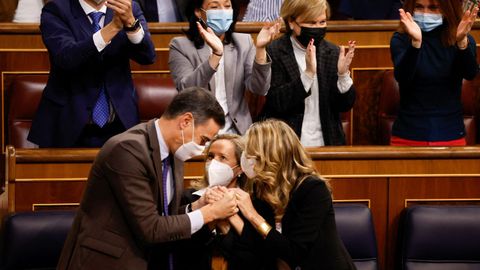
left=88, top=11, right=110, bottom=128
left=161, top=157, right=174, bottom=270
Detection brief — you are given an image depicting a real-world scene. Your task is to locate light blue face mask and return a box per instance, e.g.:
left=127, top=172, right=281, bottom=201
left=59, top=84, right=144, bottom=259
left=413, top=12, right=443, bottom=32
left=204, top=9, right=233, bottom=35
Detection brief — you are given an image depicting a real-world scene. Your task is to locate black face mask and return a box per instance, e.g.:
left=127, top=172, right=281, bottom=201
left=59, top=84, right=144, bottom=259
left=295, top=26, right=327, bottom=47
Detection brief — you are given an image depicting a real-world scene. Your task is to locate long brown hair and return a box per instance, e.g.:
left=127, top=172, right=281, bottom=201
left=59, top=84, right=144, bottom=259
left=400, top=0, right=463, bottom=46
left=243, top=119, right=330, bottom=220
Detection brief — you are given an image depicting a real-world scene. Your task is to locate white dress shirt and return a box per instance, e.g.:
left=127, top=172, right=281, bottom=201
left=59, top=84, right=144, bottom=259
left=155, top=120, right=204, bottom=234
left=213, top=52, right=237, bottom=134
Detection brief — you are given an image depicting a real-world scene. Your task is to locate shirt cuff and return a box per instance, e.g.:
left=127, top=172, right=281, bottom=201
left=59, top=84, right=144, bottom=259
left=93, top=30, right=109, bottom=52
left=126, top=24, right=145, bottom=44
left=337, top=71, right=353, bottom=93
left=301, top=72, right=315, bottom=93
left=187, top=209, right=204, bottom=234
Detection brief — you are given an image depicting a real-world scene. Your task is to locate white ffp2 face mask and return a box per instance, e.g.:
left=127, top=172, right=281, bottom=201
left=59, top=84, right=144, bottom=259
left=240, top=151, right=256, bottom=179
left=174, top=120, right=205, bottom=162
left=206, top=159, right=237, bottom=187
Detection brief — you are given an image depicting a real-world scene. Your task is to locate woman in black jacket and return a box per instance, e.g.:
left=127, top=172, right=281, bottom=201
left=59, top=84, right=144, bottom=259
left=231, top=119, right=356, bottom=270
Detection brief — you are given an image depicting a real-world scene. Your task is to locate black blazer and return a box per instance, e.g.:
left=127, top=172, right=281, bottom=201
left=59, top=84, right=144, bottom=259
left=262, top=34, right=356, bottom=145
left=221, top=176, right=356, bottom=270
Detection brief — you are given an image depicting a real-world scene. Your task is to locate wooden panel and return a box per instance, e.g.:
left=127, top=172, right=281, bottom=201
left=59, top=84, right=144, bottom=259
left=351, top=69, right=387, bottom=145
left=14, top=182, right=85, bottom=211
left=3, top=147, right=480, bottom=270
left=330, top=177, right=388, bottom=270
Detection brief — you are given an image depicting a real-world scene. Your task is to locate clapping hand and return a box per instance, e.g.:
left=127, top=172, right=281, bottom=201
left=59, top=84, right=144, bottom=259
left=456, top=5, right=478, bottom=48
left=196, top=22, right=224, bottom=56
left=399, top=8, right=422, bottom=48
left=234, top=188, right=256, bottom=219
left=337, top=40, right=356, bottom=75
left=305, top=39, right=317, bottom=78
left=106, top=0, right=135, bottom=28
left=256, top=19, right=282, bottom=49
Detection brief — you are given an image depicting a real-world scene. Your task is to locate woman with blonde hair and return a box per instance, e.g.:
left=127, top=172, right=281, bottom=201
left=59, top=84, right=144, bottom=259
left=261, top=0, right=356, bottom=147
left=233, top=119, right=356, bottom=269
left=178, top=133, right=248, bottom=270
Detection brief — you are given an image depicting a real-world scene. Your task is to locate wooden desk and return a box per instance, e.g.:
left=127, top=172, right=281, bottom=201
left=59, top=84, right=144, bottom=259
left=2, top=145, right=480, bottom=269
left=1, top=22, right=480, bottom=145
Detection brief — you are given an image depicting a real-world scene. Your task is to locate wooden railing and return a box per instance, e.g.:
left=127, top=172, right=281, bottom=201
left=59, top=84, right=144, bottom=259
left=2, top=145, right=480, bottom=269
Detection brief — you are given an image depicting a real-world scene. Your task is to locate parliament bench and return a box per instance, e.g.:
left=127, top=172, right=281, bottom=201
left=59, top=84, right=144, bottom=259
left=4, top=73, right=353, bottom=148
left=4, top=74, right=177, bottom=149
left=0, top=204, right=376, bottom=270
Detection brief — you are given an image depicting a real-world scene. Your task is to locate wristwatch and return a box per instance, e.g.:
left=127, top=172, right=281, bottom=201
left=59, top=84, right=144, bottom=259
left=124, top=18, right=140, bottom=32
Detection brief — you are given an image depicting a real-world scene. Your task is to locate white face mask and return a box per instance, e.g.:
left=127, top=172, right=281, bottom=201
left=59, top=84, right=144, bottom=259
left=174, top=120, right=205, bottom=162
left=240, top=151, right=256, bottom=179
left=206, top=159, right=237, bottom=187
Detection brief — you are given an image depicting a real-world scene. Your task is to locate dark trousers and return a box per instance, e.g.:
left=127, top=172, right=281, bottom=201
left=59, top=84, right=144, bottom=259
left=75, top=117, right=125, bottom=147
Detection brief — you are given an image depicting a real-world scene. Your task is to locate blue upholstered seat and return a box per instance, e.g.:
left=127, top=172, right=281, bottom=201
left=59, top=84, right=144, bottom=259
left=334, top=203, right=378, bottom=270
left=0, top=211, right=75, bottom=270
left=400, top=205, right=480, bottom=270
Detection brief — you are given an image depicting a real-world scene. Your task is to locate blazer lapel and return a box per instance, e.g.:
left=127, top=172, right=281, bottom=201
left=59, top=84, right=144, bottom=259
left=279, top=36, right=302, bottom=86
left=197, top=45, right=216, bottom=93
left=316, top=40, right=333, bottom=98
left=71, top=0, right=93, bottom=37
left=146, top=119, right=165, bottom=214
left=223, top=43, right=237, bottom=109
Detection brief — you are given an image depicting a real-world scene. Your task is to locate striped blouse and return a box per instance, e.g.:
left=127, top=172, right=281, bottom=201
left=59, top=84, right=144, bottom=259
left=242, top=0, right=283, bottom=22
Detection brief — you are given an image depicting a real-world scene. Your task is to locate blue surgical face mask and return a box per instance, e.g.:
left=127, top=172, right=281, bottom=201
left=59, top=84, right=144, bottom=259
left=413, top=12, right=443, bottom=32
left=203, top=9, right=233, bottom=35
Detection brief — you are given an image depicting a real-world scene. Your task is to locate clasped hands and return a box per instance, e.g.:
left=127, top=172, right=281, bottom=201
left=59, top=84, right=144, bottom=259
left=198, top=186, right=256, bottom=221
left=105, top=0, right=136, bottom=30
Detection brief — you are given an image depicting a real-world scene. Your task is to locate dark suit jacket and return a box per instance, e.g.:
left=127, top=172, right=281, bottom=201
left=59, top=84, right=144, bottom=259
left=27, top=0, right=155, bottom=147
left=262, top=34, right=355, bottom=145
left=134, top=0, right=187, bottom=22
left=57, top=120, right=191, bottom=270
left=222, top=177, right=356, bottom=270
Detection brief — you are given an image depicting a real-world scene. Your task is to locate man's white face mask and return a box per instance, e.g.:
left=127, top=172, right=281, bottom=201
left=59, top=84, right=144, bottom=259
left=174, top=119, right=205, bottom=162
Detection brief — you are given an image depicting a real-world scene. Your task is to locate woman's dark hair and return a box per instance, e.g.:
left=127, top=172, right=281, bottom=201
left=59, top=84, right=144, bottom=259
left=400, top=0, right=463, bottom=46
left=184, top=0, right=240, bottom=49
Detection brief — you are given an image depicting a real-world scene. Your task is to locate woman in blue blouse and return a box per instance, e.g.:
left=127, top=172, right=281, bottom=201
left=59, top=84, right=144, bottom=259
left=390, top=0, right=478, bottom=146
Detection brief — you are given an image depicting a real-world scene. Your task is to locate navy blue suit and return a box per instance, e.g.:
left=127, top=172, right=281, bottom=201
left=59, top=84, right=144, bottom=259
left=28, top=0, right=156, bottom=147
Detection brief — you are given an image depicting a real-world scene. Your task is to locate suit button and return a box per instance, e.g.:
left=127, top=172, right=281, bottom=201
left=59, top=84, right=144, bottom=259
left=233, top=118, right=237, bottom=123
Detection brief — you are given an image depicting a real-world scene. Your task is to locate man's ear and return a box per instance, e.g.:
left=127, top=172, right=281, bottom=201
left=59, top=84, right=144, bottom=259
left=178, top=112, right=194, bottom=130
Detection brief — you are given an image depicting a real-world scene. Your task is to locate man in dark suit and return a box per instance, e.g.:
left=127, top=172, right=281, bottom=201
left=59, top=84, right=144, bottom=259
left=57, top=88, right=239, bottom=270
left=27, top=0, right=156, bottom=147
left=133, top=0, right=187, bottom=22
